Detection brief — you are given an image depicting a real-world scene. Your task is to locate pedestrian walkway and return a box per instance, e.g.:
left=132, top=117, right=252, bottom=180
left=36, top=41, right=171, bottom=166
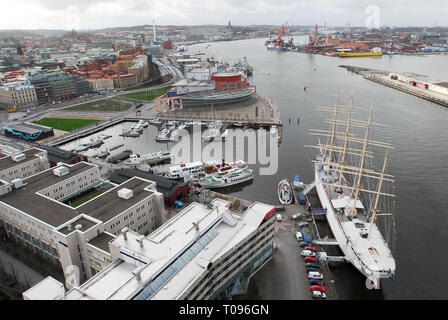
left=0, top=248, right=44, bottom=288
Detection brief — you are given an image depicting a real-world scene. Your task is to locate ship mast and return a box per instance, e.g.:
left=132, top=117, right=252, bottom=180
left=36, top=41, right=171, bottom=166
left=327, top=89, right=340, bottom=167
left=337, top=93, right=353, bottom=188
left=351, top=107, right=373, bottom=217
left=368, top=150, right=393, bottom=238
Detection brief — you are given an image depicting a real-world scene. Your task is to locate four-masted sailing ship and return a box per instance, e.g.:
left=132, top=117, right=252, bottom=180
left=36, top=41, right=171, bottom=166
left=306, top=91, right=396, bottom=289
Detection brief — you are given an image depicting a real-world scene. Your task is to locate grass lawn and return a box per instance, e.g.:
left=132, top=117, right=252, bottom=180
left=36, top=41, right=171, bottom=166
left=64, top=99, right=132, bottom=112
left=33, top=118, right=101, bottom=132
left=120, top=87, right=170, bottom=101
left=70, top=190, right=103, bottom=207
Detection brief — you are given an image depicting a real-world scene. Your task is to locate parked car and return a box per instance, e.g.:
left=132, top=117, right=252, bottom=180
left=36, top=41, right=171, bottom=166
left=306, top=262, right=320, bottom=268
left=305, top=246, right=316, bottom=252
left=276, top=214, right=283, bottom=221
left=310, top=285, right=326, bottom=292
left=312, top=291, right=327, bottom=299
left=307, top=270, right=323, bottom=279
left=299, top=241, right=308, bottom=248
left=295, top=232, right=303, bottom=241
left=298, top=221, right=309, bottom=228
left=291, top=213, right=301, bottom=220
left=301, top=250, right=316, bottom=257
left=298, top=192, right=307, bottom=205
left=306, top=266, right=321, bottom=272
left=309, top=279, right=322, bottom=286
left=304, top=256, right=316, bottom=263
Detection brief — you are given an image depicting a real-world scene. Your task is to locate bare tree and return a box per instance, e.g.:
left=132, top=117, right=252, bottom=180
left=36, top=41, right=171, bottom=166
left=0, top=257, right=4, bottom=276
left=8, top=263, right=18, bottom=283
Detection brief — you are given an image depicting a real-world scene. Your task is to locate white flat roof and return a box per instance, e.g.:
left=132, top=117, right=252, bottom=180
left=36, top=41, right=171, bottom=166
left=23, top=276, right=65, bottom=300
left=64, top=199, right=274, bottom=300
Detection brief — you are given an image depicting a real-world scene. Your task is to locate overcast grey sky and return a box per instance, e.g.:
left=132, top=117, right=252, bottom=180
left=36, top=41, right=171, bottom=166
left=1, top=0, right=447, bottom=30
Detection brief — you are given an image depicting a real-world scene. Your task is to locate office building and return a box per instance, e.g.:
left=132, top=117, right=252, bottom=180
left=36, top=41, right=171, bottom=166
left=24, top=198, right=276, bottom=300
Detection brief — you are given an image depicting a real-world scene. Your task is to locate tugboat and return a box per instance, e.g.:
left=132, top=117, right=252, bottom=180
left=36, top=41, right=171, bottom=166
left=278, top=179, right=293, bottom=204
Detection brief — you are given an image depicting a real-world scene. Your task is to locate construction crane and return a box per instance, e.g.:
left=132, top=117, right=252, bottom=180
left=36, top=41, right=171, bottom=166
left=308, top=24, right=319, bottom=46
left=277, top=22, right=289, bottom=42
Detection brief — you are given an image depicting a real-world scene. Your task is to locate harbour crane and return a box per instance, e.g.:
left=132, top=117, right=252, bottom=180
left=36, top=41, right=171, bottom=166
left=308, top=24, right=319, bottom=46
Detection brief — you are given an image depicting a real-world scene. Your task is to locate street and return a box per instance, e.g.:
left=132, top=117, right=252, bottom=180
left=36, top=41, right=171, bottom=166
left=253, top=216, right=312, bottom=300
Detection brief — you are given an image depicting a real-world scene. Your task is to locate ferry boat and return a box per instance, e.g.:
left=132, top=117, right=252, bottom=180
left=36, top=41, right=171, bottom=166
left=306, top=92, right=396, bottom=289
left=165, top=161, right=206, bottom=180
left=202, top=160, right=248, bottom=175
left=338, top=50, right=383, bottom=58
left=278, top=179, right=293, bottom=204
left=125, top=150, right=171, bottom=166
left=198, top=167, right=254, bottom=189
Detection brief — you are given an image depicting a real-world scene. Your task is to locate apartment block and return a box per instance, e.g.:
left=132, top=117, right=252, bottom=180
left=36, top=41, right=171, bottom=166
left=0, top=81, right=38, bottom=109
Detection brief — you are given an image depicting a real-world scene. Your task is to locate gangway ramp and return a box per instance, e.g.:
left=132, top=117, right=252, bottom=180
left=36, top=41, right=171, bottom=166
left=302, top=180, right=316, bottom=195
left=313, top=236, right=339, bottom=246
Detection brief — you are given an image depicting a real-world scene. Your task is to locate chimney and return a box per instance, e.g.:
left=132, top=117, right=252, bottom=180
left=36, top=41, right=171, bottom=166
left=121, top=227, right=129, bottom=241
left=136, top=235, right=145, bottom=248
left=132, top=265, right=145, bottom=281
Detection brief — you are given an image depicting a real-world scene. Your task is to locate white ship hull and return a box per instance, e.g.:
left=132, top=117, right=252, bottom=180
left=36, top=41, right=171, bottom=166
left=199, top=172, right=253, bottom=189
left=314, top=165, right=395, bottom=289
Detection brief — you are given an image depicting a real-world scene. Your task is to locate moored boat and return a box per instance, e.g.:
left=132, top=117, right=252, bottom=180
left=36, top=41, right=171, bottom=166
left=278, top=179, right=293, bottom=204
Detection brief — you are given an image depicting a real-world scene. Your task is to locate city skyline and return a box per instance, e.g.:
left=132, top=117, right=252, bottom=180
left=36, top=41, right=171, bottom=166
left=0, top=0, right=447, bottom=31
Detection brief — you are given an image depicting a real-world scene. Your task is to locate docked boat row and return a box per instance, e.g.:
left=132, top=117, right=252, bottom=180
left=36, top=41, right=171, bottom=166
left=120, top=120, right=149, bottom=137
left=73, top=136, right=105, bottom=152
left=164, top=160, right=250, bottom=188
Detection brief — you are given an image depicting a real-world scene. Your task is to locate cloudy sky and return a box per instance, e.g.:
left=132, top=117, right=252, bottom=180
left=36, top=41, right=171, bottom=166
left=1, top=0, right=447, bottom=30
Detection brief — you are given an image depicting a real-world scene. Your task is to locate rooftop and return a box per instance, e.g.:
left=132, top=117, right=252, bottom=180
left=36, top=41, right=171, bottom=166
left=109, top=169, right=186, bottom=199
left=63, top=199, right=275, bottom=300
left=0, top=147, right=45, bottom=172
left=88, top=232, right=115, bottom=253
left=23, top=276, right=65, bottom=300
left=0, top=162, right=157, bottom=228
left=78, top=177, right=156, bottom=223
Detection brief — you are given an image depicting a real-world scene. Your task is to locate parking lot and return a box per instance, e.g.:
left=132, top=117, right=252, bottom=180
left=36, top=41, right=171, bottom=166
left=251, top=197, right=337, bottom=300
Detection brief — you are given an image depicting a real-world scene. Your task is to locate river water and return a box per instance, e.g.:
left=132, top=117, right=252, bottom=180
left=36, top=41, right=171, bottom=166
left=186, top=38, right=448, bottom=300
left=59, top=38, right=448, bottom=300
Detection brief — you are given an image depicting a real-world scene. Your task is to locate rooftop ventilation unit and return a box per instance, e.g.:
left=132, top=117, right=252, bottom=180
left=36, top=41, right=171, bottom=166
left=11, top=178, right=23, bottom=189
left=12, top=153, right=26, bottom=162
left=118, top=188, right=133, bottom=200
left=53, top=166, right=69, bottom=177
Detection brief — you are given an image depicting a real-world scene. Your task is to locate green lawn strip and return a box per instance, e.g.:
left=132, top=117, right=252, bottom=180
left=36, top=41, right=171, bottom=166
left=64, top=99, right=132, bottom=112
left=33, top=118, right=101, bottom=131
left=120, top=87, right=170, bottom=101
left=70, top=190, right=104, bottom=207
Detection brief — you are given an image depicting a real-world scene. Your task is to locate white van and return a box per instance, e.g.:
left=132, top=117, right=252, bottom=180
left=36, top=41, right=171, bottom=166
left=276, top=214, right=282, bottom=221
left=307, top=271, right=323, bottom=280
left=295, top=231, right=303, bottom=241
